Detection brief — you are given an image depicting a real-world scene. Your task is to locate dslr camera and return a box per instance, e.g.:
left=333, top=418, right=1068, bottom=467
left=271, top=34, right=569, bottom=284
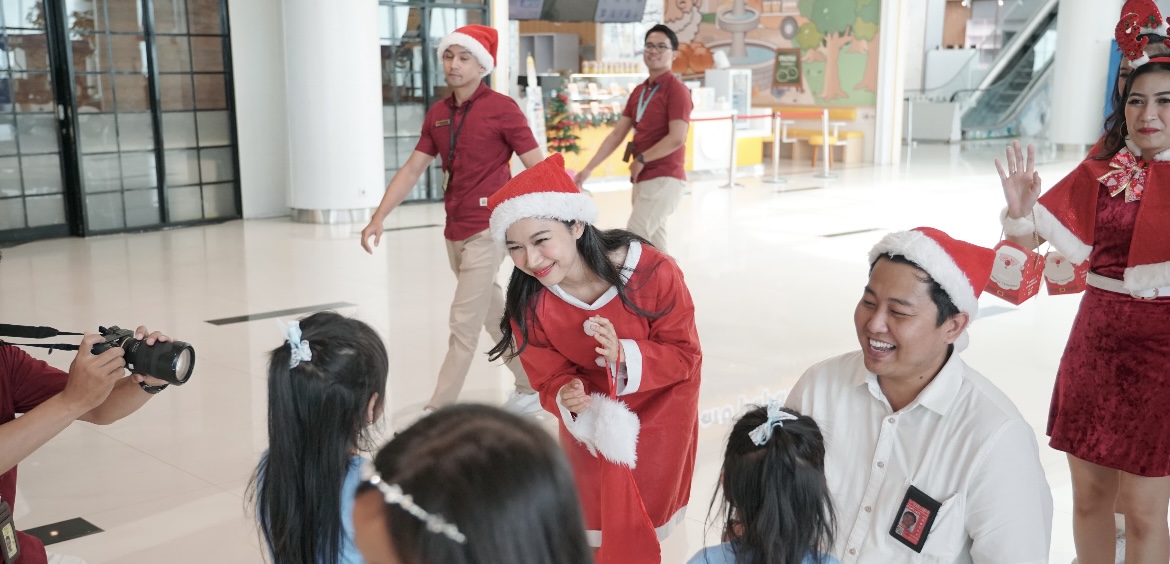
left=91, top=326, right=195, bottom=385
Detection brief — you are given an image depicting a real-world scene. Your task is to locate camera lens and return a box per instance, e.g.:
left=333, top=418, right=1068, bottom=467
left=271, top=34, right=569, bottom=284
left=125, top=339, right=195, bottom=385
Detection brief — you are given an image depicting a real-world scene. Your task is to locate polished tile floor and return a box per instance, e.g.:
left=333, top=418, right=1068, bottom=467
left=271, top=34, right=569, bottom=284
left=4, top=142, right=1104, bottom=562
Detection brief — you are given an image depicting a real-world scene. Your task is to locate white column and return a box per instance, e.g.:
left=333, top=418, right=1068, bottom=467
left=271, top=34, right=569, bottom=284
left=874, top=0, right=910, bottom=165
left=283, top=0, right=384, bottom=223
left=493, top=0, right=511, bottom=95
left=227, top=0, right=289, bottom=219
left=1049, top=0, right=1121, bottom=145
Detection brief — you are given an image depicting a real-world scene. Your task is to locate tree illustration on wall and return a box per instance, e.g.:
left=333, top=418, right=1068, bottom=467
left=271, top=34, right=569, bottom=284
left=853, top=0, right=881, bottom=92
left=794, top=0, right=872, bottom=100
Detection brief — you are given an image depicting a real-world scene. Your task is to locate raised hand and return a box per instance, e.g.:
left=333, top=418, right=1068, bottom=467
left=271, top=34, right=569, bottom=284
left=994, top=141, right=1042, bottom=218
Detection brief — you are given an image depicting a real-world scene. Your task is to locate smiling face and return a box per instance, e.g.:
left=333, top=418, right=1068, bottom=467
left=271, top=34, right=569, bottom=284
left=643, top=31, right=677, bottom=75
left=504, top=218, right=585, bottom=287
left=442, top=45, right=484, bottom=88
left=1125, top=69, right=1170, bottom=156
left=854, top=258, right=967, bottom=385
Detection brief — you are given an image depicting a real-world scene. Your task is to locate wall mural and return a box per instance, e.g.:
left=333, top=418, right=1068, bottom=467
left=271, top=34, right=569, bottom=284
left=665, top=0, right=881, bottom=106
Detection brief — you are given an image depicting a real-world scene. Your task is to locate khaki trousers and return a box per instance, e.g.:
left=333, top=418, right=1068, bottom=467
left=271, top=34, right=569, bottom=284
left=627, top=176, right=685, bottom=251
left=428, top=229, right=533, bottom=408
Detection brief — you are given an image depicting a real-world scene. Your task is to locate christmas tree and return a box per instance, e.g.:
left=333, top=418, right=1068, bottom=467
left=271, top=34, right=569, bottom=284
left=545, top=93, right=581, bottom=154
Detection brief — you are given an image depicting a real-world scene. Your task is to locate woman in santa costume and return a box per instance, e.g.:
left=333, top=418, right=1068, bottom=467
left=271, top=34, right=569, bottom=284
left=487, top=153, right=701, bottom=564
left=997, top=8, right=1170, bottom=561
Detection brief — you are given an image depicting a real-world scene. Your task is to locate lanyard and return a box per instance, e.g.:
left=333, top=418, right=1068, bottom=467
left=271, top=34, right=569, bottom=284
left=634, top=83, right=660, bottom=125
left=446, top=99, right=474, bottom=173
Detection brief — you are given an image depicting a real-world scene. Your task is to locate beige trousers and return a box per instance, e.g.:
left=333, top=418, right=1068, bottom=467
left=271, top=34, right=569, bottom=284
left=627, top=176, right=685, bottom=251
left=428, top=229, right=533, bottom=408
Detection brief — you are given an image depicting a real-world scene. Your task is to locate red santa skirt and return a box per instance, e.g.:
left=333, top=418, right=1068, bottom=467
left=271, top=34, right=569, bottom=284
left=1046, top=186, right=1170, bottom=477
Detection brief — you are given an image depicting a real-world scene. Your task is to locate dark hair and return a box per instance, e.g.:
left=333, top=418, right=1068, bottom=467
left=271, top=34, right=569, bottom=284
left=248, top=311, right=389, bottom=564
left=488, top=222, right=666, bottom=362
left=1095, top=58, right=1170, bottom=159
left=357, top=404, right=592, bottom=564
left=870, top=254, right=960, bottom=326
left=704, top=406, right=836, bottom=564
left=646, top=24, right=680, bottom=51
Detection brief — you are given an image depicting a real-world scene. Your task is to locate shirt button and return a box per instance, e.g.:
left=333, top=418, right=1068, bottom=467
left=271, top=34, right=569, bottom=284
left=877, top=461, right=885, bottom=468
left=865, top=506, right=872, bottom=512
left=849, top=548, right=857, bottom=555
left=888, top=417, right=896, bottom=424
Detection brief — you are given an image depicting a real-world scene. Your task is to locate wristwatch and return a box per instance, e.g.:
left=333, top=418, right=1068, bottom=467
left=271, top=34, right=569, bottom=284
left=138, top=380, right=169, bottom=394
left=635, top=153, right=646, bottom=164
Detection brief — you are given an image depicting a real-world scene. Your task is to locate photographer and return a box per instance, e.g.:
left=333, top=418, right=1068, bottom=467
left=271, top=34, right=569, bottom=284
left=1, top=322, right=171, bottom=564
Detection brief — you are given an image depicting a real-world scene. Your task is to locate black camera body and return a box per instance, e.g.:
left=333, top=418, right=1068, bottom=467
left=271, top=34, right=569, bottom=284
left=91, top=326, right=195, bottom=385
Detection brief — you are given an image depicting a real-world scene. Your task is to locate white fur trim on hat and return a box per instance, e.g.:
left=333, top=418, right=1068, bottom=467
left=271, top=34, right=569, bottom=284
left=490, top=191, right=599, bottom=243
left=869, top=230, right=980, bottom=316
left=1033, top=202, right=1092, bottom=264
left=437, top=31, right=494, bottom=76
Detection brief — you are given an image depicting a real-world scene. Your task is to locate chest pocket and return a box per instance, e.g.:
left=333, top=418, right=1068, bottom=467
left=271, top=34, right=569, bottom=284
left=917, top=494, right=967, bottom=563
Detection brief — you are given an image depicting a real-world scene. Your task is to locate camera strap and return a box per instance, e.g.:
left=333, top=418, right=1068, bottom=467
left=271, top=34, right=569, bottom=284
left=0, top=324, right=82, bottom=339
left=0, top=340, right=79, bottom=354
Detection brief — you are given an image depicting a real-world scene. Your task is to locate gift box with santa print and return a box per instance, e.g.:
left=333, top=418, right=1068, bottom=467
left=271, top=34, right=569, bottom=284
left=1044, top=251, right=1089, bottom=295
left=986, top=240, right=1044, bottom=305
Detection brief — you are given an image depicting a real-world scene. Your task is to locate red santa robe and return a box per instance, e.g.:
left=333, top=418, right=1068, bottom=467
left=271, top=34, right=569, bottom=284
left=514, top=240, right=701, bottom=564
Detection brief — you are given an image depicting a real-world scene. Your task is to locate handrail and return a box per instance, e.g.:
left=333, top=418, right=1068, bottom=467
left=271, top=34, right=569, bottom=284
left=965, top=62, right=1053, bottom=135
left=974, top=0, right=1058, bottom=94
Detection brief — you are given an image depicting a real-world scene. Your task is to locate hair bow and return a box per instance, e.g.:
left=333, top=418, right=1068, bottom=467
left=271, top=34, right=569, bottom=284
left=286, top=321, right=312, bottom=367
left=748, top=402, right=799, bottom=446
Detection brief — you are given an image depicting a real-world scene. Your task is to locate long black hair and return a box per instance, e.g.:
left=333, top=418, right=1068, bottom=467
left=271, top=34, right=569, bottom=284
left=488, top=221, right=666, bottom=362
left=356, top=404, right=592, bottom=564
left=703, top=405, right=837, bottom=564
left=1095, top=57, right=1170, bottom=160
left=248, top=311, right=389, bottom=564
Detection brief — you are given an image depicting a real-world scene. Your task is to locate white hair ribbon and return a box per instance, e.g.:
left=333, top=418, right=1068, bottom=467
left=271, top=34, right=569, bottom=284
left=286, top=320, right=312, bottom=368
left=748, top=402, right=799, bottom=446
left=360, top=460, right=466, bottom=544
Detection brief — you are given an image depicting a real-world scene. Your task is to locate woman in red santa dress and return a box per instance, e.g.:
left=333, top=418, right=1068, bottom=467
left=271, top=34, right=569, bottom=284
left=487, top=153, right=700, bottom=564
left=995, top=33, right=1170, bottom=564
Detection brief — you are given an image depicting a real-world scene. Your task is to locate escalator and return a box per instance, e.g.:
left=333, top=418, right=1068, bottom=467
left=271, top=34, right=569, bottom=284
left=957, top=0, right=1058, bottom=139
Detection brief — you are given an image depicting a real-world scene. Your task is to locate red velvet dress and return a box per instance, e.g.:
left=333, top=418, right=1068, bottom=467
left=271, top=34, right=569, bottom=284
left=1047, top=182, right=1170, bottom=477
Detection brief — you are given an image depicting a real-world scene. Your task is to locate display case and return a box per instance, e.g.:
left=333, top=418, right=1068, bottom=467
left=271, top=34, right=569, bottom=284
left=563, top=72, right=648, bottom=117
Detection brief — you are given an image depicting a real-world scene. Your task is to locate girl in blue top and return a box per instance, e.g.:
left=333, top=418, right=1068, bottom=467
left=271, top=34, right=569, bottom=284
left=690, top=403, right=838, bottom=564
left=249, top=311, right=389, bottom=564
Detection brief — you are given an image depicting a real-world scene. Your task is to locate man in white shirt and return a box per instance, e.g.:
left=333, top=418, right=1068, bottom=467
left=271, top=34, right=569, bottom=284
left=786, top=227, right=1053, bottom=564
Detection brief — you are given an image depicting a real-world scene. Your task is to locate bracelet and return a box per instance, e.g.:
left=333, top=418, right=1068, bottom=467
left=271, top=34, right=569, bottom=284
left=138, top=380, right=169, bottom=395
left=1000, top=207, right=1036, bottom=237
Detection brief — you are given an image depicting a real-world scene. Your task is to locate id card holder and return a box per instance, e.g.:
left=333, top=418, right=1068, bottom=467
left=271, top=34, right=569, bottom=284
left=442, top=169, right=450, bottom=192
left=622, top=142, right=635, bottom=163
left=888, top=485, right=941, bottom=553
left=0, top=501, right=19, bottom=564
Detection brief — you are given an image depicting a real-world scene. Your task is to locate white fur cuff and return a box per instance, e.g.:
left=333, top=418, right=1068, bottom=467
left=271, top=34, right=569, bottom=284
left=557, top=393, right=640, bottom=468
left=1000, top=207, right=1036, bottom=237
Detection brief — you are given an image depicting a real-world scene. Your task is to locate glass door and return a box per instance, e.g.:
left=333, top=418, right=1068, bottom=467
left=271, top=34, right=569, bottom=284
left=0, top=0, right=71, bottom=240
left=0, top=0, right=238, bottom=243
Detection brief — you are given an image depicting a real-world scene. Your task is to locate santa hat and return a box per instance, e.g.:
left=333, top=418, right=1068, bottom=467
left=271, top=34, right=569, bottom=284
left=488, top=153, right=598, bottom=243
left=868, top=227, right=996, bottom=317
left=1117, top=0, right=1170, bottom=66
left=437, top=24, right=498, bottom=76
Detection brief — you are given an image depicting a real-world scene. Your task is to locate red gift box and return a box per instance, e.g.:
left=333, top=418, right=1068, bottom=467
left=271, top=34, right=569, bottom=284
left=1044, top=251, right=1088, bottom=295
left=985, top=240, right=1044, bottom=305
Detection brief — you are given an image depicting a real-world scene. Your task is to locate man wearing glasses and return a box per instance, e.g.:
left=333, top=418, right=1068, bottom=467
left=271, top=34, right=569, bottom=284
left=574, top=24, right=693, bottom=252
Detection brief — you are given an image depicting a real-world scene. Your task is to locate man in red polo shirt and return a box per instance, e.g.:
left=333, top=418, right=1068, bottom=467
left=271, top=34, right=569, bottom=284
left=361, top=24, right=543, bottom=416
left=574, top=24, right=693, bottom=252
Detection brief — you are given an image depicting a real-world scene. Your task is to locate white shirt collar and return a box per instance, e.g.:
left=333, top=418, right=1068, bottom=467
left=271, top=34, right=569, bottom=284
left=855, top=349, right=964, bottom=416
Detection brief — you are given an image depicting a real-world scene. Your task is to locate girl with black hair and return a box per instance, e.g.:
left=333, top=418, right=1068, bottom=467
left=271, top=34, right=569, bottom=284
left=691, top=404, right=838, bottom=564
left=486, top=153, right=702, bottom=563
left=248, top=311, right=388, bottom=564
left=351, top=404, right=592, bottom=564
